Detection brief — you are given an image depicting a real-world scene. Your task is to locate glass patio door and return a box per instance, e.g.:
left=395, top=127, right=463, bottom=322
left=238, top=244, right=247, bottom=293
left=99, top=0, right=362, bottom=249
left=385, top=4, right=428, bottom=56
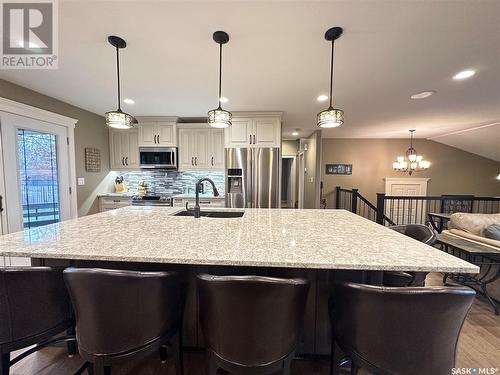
left=0, top=112, right=72, bottom=265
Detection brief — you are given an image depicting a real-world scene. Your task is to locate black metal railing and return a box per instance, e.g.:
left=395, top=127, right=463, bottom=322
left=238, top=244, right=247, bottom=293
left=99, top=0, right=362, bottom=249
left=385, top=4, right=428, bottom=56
left=334, top=186, right=395, bottom=225
left=376, top=193, right=500, bottom=226
left=333, top=186, right=499, bottom=227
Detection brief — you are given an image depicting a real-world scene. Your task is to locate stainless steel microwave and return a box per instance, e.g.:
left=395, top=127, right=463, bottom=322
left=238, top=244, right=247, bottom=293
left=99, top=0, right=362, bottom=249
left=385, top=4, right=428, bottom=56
left=139, top=147, right=177, bottom=169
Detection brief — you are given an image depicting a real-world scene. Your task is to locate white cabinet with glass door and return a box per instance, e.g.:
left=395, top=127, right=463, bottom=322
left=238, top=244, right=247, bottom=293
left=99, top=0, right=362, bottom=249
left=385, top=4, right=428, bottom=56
left=109, top=128, right=139, bottom=170
left=0, top=108, right=77, bottom=266
left=225, top=113, right=282, bottom=148
left=137, top=118, right=177, bottom=147
left=178, top=126, right=225, bottom=171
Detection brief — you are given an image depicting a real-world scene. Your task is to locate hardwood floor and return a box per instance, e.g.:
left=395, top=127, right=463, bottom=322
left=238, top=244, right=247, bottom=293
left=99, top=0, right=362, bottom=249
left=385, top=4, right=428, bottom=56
left=9, top=273, right=500, bottom=374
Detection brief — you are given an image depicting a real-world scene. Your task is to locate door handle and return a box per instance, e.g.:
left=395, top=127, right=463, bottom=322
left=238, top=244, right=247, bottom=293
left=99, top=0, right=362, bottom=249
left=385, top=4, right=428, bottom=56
left=121, top=157, right=125, bottom=166
left=253, top=134, right=256, bottom=144
left=211, top=156, right=214, bottom=166
left=191, top=157, right=194, bottom=166
left=125, top=157, right=128, bottom=166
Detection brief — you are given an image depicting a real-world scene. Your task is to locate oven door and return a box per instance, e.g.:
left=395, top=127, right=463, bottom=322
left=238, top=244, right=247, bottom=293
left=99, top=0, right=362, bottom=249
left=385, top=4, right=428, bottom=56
left=139, top=147, right=177, bottom=169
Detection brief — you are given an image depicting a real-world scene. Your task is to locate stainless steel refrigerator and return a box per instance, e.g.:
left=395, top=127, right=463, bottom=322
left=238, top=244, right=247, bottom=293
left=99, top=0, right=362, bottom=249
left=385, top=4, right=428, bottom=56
left=225, top=148, right=280, bottom=208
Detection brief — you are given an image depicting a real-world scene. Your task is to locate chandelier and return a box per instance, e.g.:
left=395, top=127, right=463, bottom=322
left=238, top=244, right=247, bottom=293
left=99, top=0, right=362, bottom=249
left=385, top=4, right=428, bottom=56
left=393, top=130, right=431, bottom=175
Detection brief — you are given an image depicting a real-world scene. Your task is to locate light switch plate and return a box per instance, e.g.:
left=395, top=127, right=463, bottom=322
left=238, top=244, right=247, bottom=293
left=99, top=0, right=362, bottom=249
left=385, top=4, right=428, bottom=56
left=77, top=177, right=85, bottom=186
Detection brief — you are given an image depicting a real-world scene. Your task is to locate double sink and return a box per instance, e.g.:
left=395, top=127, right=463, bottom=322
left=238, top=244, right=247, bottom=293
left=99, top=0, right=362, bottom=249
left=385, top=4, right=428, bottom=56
left=173, top=210, right=244, bottom=218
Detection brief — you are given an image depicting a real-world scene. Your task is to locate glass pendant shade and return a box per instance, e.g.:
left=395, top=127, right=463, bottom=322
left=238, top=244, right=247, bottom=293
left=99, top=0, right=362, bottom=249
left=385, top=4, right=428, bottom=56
left=497, top=172, right=500, bottom=180
left=208, top=107, right=232, bottom=129
left=317, top=108, right=344, bottom=128
left=392, top=130, right=430, bottom=175
left=105, top=110, right=133, bottom=129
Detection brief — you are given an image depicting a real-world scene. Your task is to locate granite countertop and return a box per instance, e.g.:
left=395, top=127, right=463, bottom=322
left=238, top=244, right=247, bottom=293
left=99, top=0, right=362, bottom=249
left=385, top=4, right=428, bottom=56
left=0, top=207, right=478, bottom=273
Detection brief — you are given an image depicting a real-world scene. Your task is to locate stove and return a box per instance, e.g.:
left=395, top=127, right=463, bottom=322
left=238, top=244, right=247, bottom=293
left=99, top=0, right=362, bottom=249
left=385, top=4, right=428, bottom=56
left=131, top=195, right=172, bottom=207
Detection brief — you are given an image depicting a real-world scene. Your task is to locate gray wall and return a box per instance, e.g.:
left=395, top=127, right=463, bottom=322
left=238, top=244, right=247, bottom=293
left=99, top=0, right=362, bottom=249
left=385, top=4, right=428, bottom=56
left=300, top=130, right=322, bottom=209
left=321, top=138, right=500, bottom=207
left=0, top=79, right=109, bottom=216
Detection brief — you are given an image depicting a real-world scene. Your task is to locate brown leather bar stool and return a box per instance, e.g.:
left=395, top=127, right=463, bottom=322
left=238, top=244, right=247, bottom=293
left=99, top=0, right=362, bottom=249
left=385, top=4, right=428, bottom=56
left=383, top=224, right=438, bottom=287
left=197, top=274, right=309, bottom=375
left=0, top=267, right=76, bottom=375
left=330, top=282, right=475, bottom=375
left=64, top=268, right=186, bottom=375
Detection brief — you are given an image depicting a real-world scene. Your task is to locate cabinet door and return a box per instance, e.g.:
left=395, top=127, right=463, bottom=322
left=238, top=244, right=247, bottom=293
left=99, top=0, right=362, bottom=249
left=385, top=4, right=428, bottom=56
left=178, top=129, right=195, bottom=171
left=210, top=129, right=225, bottom=169
left=125, top=130, right=139, bottom=168
left=225, top=118, right=253, bottom=147
left=138, top=123, right=157, bottom=146
left=254, top=118, right=281, bottom=147
left=194, top=129, right=211, bottom=169
left=110, top=130, right=125, bottom=169
left=157, top=122, right=176, bottom=146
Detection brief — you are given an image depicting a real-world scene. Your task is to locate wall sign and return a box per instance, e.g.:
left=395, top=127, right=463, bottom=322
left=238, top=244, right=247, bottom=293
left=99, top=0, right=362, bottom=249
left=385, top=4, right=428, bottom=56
left=85, top=147, right=101, bottom=172
left=325, top=164, right=352, bottom=175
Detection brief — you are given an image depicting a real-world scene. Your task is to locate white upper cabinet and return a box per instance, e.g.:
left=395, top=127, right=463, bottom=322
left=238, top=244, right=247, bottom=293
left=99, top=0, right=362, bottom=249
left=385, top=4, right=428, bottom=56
left=225, top=112, right=282, bottom=148
left=109, top=128, right=139, bottom=170
left=178, top=126, right=225, bottom=171
left=137, top=118, right=177, bottom=147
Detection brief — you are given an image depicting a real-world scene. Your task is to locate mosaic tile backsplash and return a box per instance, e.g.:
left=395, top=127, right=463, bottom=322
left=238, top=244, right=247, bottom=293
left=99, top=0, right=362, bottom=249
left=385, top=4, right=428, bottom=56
left=115, top=170, right=225, bottom=196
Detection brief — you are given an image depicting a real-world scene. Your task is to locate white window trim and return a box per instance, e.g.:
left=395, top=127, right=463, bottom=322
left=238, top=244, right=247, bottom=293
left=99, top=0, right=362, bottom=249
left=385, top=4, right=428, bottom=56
left=0, top=96, right=79, bottom=219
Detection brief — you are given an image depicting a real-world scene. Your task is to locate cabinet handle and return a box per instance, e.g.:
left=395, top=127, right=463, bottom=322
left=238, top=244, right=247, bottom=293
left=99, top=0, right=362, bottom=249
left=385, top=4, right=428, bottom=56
left=211, top=156, right=214, bottom=166
left=0, top=195, right=3, bottom=212
left=253, top=134, right=256, bottom=144
left=249, top=134, right=252, bottom=144
left=191, top=157, right=194, bottom=166
left=121, top=157, right=125, bottom=166
left=155, top=135, right=158, bottom=144
left=157, top=134, right=160, bottom=144
left=125, top=157, right=128, bottom=166
left=195, top=157, right=198, bottom=166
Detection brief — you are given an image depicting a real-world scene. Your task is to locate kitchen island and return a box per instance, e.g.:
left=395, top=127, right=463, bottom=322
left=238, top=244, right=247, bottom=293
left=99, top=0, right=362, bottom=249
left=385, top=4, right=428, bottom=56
left=0, top=207, right=478, bottom=354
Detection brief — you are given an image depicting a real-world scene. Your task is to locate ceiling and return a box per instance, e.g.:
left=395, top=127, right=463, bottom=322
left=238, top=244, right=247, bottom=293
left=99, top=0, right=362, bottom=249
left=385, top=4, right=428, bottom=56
left=430, top=123, right=500, bottom=162
left=1, top=0, right=500, bottom=141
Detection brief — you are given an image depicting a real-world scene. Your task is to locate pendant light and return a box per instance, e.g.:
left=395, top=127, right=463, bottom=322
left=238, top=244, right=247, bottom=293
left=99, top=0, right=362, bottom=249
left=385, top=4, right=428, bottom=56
left=317, top=27, right=344, bottom=128
left=208, top=31, right=232, bottom=128
left=105, top=36, right=134, bottom=129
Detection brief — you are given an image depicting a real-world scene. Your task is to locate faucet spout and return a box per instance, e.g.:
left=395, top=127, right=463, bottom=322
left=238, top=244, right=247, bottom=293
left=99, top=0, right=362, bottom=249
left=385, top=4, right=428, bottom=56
left=189, top=178, right=220, bottom=218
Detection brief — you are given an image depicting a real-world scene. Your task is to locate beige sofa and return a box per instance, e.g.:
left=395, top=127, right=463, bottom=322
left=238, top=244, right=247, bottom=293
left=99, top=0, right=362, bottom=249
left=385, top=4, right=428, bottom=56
left=442, top=212, right=500, bottom=249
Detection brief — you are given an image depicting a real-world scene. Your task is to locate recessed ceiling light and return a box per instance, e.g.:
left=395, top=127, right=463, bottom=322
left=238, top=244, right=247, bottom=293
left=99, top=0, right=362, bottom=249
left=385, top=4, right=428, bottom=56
left=410, top=90, right=435, bottom=100
left=317, top=94, right=328, bottom=102
left=219, top=96, right=229, bottom=103
left=292, top=129, right=299, bottom=136
left=123, top=98, right=135, bottom=104
left=453, top=70, right=475, bottom=80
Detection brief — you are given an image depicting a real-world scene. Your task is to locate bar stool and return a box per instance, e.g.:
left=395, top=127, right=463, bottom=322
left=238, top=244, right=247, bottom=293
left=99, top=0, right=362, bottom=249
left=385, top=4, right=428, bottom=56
left=0, top=267, right=76, bottom=375
left=197, top=274, right=309, bottom=375
left=384, top=224, right=438, bottom=287
left=330, top=282, right=475, bottom=375
left=64, top=268, right=186, bottom=375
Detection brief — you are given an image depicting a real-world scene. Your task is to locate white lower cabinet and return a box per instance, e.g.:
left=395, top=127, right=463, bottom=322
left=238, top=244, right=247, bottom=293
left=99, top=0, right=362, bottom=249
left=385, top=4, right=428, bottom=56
left=99, top=196, right=133, bottom=212
left=178, top=127, right=224, bottom=171
left=172, top=197, right=225, bottom=208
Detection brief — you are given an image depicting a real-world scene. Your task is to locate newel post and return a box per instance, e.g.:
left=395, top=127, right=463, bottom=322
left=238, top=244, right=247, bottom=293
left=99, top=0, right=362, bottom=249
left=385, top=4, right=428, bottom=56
left=376, top=193, right=386, bottom=225
left=335, top=186, right=341, bottom=209
left=351, top=189, right=358, bottom=214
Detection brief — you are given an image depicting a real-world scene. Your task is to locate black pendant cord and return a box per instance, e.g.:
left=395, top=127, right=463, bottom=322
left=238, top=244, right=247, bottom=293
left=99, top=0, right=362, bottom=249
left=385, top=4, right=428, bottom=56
left=116, top=46, right=121, bottom=111
left=218, top=42, right=223, bottom=108
left=329, top=39, right=335, bottom=109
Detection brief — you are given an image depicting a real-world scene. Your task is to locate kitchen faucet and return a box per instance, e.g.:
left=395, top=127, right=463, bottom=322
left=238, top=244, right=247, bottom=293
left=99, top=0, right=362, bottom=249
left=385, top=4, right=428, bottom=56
left=186, top=178, right=219, bottom=218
